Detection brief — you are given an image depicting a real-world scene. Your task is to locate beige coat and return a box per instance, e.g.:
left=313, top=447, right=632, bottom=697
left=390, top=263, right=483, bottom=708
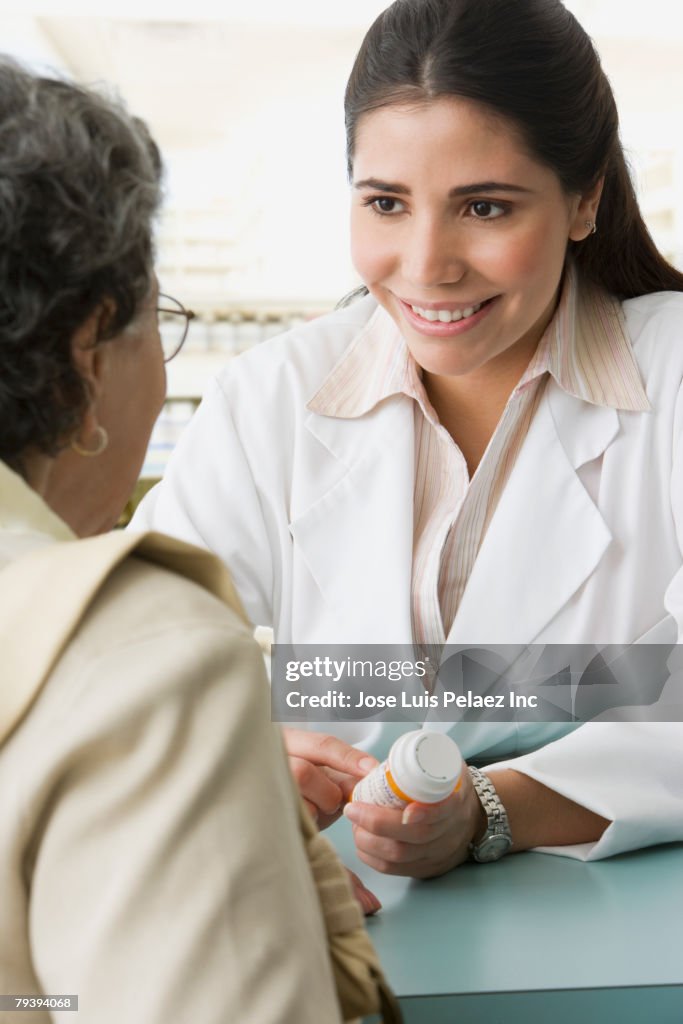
left=0, top=462, right=343, bottom=1024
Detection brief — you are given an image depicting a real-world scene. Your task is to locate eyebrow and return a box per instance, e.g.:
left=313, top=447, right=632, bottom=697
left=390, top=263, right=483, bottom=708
left=353, top=178, right=533, bottom=196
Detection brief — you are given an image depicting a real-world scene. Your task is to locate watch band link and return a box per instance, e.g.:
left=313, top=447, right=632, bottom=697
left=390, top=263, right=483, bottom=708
left=468, top=765, right=513, bottom=863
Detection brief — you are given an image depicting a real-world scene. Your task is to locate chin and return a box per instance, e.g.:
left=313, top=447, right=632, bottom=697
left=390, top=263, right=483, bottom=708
left=406, top=340, right=486, bottom=378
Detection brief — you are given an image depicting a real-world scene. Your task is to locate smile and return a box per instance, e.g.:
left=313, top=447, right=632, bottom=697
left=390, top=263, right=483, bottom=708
left=409, top=301, right=485, bottom=323
left=397, top=295, right=498, bottom=337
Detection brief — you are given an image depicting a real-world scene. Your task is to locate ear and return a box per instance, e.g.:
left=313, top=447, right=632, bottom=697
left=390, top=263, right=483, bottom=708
left=568, top=176, right=604, bottom=241
left=69, top=301, right=116, bottom=434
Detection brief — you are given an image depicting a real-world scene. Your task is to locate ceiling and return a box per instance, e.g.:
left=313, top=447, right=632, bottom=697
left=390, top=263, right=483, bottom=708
left=39, top=17, right=362, bottom=145
left=28, top=4, right=683, bottom=153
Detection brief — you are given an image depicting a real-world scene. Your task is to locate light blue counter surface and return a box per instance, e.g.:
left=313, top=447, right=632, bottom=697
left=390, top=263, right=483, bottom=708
left=329, top=821, right=683, bottom=1023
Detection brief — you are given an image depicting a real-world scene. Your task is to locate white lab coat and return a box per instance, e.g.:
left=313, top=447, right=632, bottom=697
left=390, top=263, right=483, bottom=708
left=132, top=291, right=683, bottom=860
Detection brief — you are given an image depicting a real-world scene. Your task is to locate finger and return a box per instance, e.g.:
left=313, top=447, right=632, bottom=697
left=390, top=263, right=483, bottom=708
left=356, top=847, right=418, bottom=877
left=289, top=757, right=344, bottom=815
left=352, top=822, right=466, bottom=877
left=314, top=807, right=345, bottom=832
left=401, top=785, right=469, bottom=827
left=357, top=846, right=461, bottom=879
left=344, top=801, right=405, bottom=838
left=344, top=800, right=442, bottom=842
left=401, top=794, right=462, bottom=827
left=346, top=868, right=382, bottom=916
left=282, top=728, right=378, bottom=778
left=322, top=767, right=363, bottom=802
left=344, top=799, right=457, bottom=844
left=352, top=825, right=425, bottom=865
left=302, top=798, right=319, bottom=823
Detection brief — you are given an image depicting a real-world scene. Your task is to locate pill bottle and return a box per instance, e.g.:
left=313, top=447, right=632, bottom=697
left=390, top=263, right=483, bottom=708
left=352, top=730, right=463, bottom=808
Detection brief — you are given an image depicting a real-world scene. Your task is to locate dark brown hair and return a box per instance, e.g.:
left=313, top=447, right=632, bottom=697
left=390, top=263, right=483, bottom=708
left=344, top=0, right=683, bottom=299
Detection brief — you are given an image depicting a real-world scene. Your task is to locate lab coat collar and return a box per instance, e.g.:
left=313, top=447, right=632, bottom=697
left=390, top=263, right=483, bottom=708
left=307, top=264, right=651, bottom=421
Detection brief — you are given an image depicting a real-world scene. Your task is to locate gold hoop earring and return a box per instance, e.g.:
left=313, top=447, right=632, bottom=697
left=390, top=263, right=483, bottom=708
left=71, top=425, right=109, bottom=457
left=584, top=219, right=597, bottom=235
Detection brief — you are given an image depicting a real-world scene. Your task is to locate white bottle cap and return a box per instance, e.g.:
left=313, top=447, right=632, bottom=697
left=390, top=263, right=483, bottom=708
left=388, top=729, right=463, bottom=804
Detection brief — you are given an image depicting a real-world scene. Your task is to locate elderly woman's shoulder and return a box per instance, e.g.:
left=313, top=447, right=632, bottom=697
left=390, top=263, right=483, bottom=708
left=45, top=549, right=263, bottom=717
left=89, top=550, right=254, bottom=651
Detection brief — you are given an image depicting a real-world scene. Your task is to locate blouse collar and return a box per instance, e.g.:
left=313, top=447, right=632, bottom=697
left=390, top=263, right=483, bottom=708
left=308, top=263, right=651, bottom=419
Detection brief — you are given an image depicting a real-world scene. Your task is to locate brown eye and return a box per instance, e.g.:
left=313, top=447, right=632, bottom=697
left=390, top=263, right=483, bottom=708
left=365, top=196, right=406, bottom=215
left=470, top=200, right=506, bottom=220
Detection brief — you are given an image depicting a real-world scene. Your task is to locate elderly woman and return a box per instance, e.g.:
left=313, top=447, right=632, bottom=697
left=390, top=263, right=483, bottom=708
left=0, top=60, right=392, bottom=1024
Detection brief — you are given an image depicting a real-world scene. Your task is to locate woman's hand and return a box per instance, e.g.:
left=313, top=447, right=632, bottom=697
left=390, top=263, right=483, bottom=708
left=343, top=767, right=485, bottom=878
left=282, top=728, right=379, bottom=830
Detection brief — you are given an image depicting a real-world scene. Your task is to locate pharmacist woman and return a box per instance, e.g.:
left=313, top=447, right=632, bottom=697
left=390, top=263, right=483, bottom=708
left=132, top=0, right=683, bottom=878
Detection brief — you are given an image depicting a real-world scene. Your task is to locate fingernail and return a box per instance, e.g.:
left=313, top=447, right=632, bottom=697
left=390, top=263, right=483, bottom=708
left=402, top=807, right=427, bottom=826
left=344, top=804, right=360, bottom=823
left=359, top=757, right=378, bottom=773
left=365, top=896, right=382, bottom=916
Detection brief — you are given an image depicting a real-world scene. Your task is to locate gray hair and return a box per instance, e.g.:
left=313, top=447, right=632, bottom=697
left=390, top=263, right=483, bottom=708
left=0, top=58, right=163, bottom=469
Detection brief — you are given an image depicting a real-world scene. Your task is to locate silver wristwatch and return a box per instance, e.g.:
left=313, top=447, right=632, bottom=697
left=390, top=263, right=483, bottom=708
left=468, top=766, right=512, bottom=863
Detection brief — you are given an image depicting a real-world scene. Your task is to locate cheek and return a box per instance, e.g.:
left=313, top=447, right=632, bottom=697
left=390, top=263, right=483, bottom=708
left=129, top=339, right=166, bottom=437
left=144, top=328, right=166, bottom=395
left=153, top=346, right=167, bottom=413
left=350, top=212, right=392, bottom=285
left=476, top=221, right=569, bottom=287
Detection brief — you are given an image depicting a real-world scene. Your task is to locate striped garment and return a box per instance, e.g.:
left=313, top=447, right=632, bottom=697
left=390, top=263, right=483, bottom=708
left=308, top=264, right=650, bottom=647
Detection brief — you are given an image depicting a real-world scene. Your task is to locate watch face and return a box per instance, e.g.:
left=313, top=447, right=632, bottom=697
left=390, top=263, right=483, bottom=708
left=474, top=835, right=512, bottom=863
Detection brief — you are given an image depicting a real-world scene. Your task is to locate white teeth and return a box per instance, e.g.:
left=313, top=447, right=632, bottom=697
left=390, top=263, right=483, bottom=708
left=410, top=301, right=483, bottom=323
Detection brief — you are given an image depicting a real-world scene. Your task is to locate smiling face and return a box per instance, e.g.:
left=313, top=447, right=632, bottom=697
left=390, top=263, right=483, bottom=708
left=350, top=96, right=599, bottom=388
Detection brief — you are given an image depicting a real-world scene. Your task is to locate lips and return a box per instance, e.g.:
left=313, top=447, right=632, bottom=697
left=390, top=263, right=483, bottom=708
left=398, top=296, right=497, bottom=336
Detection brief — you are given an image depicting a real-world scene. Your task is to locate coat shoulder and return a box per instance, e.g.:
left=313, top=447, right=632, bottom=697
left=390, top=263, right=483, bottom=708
left=80, top=555, right=255, bottom=658
left=622, top=292, right=683, bottom=401
left=624, top=292, right=683, bottom=363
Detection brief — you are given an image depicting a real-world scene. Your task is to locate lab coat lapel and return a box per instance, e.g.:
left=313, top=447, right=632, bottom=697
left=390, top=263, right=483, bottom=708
left=447, top=383, right=617, bottom=645
left=289, top=398, right=415, bottom=642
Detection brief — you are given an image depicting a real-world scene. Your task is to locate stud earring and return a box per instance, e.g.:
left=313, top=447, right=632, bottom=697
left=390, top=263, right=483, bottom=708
left=584, top=219, right=597, bottom=235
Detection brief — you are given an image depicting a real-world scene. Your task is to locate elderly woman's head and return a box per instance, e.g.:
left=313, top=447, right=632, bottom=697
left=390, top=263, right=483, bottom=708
left=0, top=59, right=165, bottom=533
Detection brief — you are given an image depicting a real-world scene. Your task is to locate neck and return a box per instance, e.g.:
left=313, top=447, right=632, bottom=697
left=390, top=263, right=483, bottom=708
left=422, top=297, right=557, bottom=470
left=423, top=341, right=535, bottom=475
left=19, top=451, right=54, bottom=499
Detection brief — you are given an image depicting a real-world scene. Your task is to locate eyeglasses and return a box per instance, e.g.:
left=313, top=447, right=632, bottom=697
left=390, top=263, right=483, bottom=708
left=157, top=293, right=196, bottom=363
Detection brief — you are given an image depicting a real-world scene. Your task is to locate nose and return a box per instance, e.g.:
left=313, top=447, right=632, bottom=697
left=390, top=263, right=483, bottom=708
left=402, top=214, right=467, bottom=290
